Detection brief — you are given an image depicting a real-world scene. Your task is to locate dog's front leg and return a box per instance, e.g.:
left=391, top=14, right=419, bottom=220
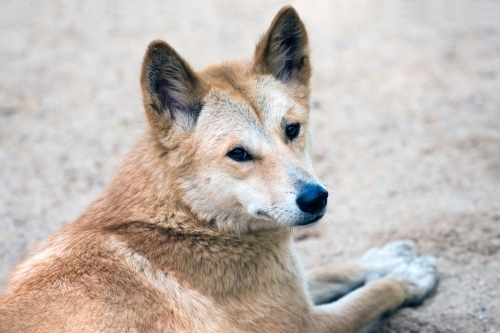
left=307, top=245, right=438, bottom=333
left=307, top=262, right=374, bottom=305
left=307, top=240, right=417, bottom=304
left=310, top=276, right=409, bottom=333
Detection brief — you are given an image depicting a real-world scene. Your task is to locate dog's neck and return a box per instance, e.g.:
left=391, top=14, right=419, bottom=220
left=75, top=131, right=189, bottom=226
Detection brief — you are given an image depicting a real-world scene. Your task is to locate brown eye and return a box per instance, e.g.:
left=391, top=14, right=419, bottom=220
left=286, top=123, right=300, bottom=140
left=227, top=148, right=253, bottom=162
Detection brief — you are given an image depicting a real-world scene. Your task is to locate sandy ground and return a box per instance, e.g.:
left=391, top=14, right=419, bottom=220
left=1, top=0, right=499, bottom=332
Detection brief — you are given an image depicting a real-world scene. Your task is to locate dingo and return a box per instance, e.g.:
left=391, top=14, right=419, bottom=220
left=0, top=6, right=438, bottom=332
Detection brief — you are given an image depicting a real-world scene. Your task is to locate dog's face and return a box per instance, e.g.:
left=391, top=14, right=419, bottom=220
left=140, top=7, right=327, bottom=233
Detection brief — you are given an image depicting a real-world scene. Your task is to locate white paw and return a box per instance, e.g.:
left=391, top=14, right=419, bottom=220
left=390, top=256, right=439, bottom=306
left=359, top=240, right=417, bottom=281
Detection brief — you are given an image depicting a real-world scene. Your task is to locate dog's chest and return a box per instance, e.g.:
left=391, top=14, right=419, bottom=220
left=106, top=223, right=312, bottom=331
left=116, top=230, right=311, bottom=332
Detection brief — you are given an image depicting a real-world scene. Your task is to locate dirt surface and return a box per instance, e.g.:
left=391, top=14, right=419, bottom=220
left=1, top=1, right=499, bottom=332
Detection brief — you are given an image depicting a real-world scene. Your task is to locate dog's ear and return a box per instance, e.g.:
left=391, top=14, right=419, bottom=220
left=254, top=6, right=311, bottom=85
left=141, top=40, right=206, bottom=131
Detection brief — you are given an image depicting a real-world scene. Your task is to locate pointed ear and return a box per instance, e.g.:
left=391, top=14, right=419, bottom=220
left=141, top=40, right=206, bottom=131
left=253, top=6, right=311, bottom=85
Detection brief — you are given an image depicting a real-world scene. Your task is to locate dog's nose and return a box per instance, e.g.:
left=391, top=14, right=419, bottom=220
left=296, top=184, right=328, bottom=214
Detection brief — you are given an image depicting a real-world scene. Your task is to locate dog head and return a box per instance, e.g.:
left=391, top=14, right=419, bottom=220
left=140, top=6, right=327, bottom=233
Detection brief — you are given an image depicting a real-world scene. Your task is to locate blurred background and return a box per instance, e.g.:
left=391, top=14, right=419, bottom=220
left=1, top=0, right=499, bottom=331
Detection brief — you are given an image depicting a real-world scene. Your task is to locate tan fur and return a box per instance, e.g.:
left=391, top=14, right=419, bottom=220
left=0, top=6, right=437, bottom=333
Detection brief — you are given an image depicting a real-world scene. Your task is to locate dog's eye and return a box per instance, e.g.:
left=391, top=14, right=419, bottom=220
left=227, top=148, right=253, bottom=162
left=286, top=123, right=300, bottom=140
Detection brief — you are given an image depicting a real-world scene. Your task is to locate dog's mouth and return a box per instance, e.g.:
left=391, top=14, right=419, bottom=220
left=255, top=209, right=325, bottom=227
left=294, top=213, right=324, bottom=227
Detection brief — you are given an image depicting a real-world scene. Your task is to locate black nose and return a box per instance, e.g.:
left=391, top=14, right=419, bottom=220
left=296, top=184, right=328, bottom=214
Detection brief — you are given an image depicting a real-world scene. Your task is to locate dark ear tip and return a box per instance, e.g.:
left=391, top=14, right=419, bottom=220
left=271, top=6, right=305, bottom=37
left=146, top=40, right=174, bottom=55
left=276, top=5, right=301, bottom=21
left=278, top=5, right=298, bottom=15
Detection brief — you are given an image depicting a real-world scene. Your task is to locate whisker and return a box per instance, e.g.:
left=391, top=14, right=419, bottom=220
left=314, top=138, right=328, bottom=150
left=313, top=123, right=325, bottom=132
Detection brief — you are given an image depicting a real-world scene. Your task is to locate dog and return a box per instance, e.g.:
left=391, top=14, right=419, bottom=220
left=0, top=6, right=438, bottom=332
